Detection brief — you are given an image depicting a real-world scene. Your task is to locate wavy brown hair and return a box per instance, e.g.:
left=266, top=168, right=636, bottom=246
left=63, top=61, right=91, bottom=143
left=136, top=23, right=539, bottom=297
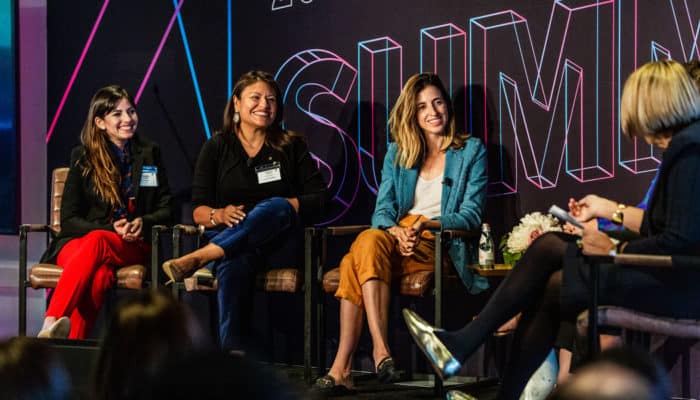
left=219, top=70, right=298, bottom=150
left=388, top=73, right=468, bottom=168
left=79, top=85, right=135, bottom=207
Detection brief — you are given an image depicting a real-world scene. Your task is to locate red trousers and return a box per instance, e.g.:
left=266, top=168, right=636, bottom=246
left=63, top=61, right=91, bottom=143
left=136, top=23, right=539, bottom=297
left=46, top=230, right=149, bottom=339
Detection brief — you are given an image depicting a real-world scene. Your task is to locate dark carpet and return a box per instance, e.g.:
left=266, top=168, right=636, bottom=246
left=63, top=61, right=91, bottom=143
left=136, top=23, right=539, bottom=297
left=276, top=365, right=500, bottom=399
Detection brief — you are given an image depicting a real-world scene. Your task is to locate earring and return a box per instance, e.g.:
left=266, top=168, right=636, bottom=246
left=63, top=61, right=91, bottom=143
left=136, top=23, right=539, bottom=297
left=232, top=112, right=240, bottom=124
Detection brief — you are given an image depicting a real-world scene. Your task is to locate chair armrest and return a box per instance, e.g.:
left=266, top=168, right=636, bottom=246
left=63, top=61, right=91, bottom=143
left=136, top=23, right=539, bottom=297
left=614, top=254, right=700, bottom=269
left=441, top=228, right=479, bottom=240
left=172, top=224, right=205, bottom=259
left=614, top=254, right=671, bottom=267
left=20, top=224, right=52, bottom=234
left=324, top=225, right=371, bottom=236
left=174, top=224, right=204, bottom=236
left=150, top=225, right=171, bottom=291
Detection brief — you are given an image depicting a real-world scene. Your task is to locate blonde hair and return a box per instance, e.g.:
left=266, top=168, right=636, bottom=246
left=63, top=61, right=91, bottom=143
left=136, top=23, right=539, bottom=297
left=79, top=85, right=134, bottom=207
left=621, top=60, right=700, bottom=141
left=388, top=73, right=468, bottom=168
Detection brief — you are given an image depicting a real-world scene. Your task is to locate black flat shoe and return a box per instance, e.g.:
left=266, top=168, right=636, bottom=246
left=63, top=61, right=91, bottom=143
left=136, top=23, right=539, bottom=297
left=311, top=375, right=356, bottom=397
left=376, top=357, right=401, bottom=383
left=402, top=308, right=462, bottom=380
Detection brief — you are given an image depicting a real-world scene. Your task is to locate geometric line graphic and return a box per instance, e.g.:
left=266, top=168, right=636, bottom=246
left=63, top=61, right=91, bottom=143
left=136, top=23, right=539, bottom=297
left=357, top=37, right=403, bottom=194
left=46, top=0, right=111, bottom=143
left=275, top=49, right=360, bottom=225
left=420, top=23, right=468, bottom=135
left=470, top=0, right=616, bottom=195
left=172, top=0, right=211, bottom=138
left=135, top=0, right=185, bottom=104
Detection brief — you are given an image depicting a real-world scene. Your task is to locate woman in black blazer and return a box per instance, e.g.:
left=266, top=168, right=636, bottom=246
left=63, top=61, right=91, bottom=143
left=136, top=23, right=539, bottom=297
left=405, top=60, right=700, bottom=399
left=38, top=85, right=171, bottom=339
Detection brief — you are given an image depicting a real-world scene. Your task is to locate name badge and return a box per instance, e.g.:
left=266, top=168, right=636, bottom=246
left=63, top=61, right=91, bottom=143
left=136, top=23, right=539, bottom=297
left=255, top=161, right=282, bottom=184
left=140, top=166, right=158, bottom=187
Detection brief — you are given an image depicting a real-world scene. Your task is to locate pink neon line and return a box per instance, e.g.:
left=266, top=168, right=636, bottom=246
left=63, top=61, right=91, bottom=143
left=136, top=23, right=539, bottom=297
left=134, top=0, right=185, bottom=104
left=633, top=0, right=638, bottom=171
left=45, top=0, right=110, bottom=143
left=370, top=54, right=375, bottom=154
left=611, top=3, right=616, bottom=177
left=483, top=35, right=487, bottom=145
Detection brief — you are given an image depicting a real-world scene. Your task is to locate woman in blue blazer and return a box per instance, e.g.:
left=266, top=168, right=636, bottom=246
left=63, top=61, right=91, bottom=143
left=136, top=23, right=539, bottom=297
left=313, top=73, right=488, bottom=393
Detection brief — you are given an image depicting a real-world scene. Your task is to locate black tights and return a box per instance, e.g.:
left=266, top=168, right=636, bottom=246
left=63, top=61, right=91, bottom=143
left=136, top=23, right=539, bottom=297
left=437, top=232, right=576, bottom=399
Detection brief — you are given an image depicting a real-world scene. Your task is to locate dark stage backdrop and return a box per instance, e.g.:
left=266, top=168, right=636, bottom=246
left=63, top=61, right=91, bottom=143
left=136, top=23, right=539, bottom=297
left=0, top=0, right=18, bottom=234
left=47, top=0, right=695, bottom=239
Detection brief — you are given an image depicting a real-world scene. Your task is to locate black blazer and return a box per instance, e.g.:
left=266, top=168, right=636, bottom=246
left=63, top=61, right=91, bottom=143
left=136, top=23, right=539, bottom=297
left=41, top=135, right=172, bottom=263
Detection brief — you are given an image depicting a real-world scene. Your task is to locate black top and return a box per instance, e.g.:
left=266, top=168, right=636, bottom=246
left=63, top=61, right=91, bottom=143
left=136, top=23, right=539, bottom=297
left=624, top=119, right=700, bottom=256
left=40, top=135, right=173, bottom=263
left=191, top=132, right=326, bottom=221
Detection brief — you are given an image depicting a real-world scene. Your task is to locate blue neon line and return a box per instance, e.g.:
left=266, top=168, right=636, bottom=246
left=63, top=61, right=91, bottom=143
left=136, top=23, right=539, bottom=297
left=420, top=30, right=424, bottom=72
left=449, top=32, right=453, bottom=98
left=173, top=0, right=211, bottom=138
left=227, top=0, right=232, bottom=96
left=691, top=19, right=700, bottom=58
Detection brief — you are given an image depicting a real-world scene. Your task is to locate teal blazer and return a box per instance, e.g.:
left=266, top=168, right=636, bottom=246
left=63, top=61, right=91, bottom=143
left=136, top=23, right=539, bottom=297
left=370, top=137, right=489, bottom=293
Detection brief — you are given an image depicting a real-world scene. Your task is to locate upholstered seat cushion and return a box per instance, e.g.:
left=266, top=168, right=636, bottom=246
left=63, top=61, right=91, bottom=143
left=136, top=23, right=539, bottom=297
left=28, top=264, right=145, bottom=290
left=183, top=267, right=301, bottom=293
left=322, top=267, right=435, bottom=297
left=577, top=306, right=700, bottom=339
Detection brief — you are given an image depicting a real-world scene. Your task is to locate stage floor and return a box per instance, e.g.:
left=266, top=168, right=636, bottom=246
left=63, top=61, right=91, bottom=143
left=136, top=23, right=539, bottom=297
left=278, top=365, right=500, bottom=399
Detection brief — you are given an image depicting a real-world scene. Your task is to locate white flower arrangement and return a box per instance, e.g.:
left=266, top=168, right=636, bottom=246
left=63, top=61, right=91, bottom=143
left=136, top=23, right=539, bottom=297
left=499, top=212, right=563, bottom=265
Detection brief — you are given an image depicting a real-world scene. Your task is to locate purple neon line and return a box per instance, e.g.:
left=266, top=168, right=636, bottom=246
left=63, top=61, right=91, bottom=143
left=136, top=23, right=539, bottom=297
left=134, top=0, right=185, bottom=104
left=46, top=0, right=110, bottom=143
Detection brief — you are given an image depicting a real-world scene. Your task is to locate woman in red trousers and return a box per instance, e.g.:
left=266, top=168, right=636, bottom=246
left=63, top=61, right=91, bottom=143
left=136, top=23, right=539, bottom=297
left=37, top=85, right=171, bottom=339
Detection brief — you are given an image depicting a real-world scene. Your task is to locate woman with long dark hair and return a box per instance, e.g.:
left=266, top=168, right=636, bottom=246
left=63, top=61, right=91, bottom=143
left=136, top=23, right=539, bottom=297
left=38, top=85, right=172, bottom=339
left=161, top=70, right=326, bottom=352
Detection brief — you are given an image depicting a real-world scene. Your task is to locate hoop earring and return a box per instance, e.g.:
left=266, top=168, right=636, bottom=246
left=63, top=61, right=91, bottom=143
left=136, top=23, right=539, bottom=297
left=232, top=112, right=240, bottom=124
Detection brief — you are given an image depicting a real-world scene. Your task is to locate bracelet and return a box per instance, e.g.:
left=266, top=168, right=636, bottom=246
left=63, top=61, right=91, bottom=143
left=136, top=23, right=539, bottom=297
left=611, top=203, right=627, bottom=225
left=209, top=208, right=218, bottom=227
left=608, top=239, right=623, bottom=257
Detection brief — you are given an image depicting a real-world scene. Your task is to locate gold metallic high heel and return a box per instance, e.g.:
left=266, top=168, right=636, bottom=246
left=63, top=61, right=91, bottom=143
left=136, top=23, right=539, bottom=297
left=402, top=308, right=461, bottom=380
left=446, top=390, right=478, bottom=400
left=162, top=259, right=197, bottom=284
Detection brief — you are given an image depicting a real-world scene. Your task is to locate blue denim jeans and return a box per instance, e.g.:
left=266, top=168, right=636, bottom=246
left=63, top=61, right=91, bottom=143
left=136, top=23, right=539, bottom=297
left=204, top=197, right=302, bottom=351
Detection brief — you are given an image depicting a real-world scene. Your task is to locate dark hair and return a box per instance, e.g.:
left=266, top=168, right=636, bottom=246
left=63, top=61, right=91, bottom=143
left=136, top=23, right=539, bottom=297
left=684, top=59, right=700, bottom=84
left=80, top=85, right=137, bottom=207
left=220, top=70, right=297, bottom=150
left=0, top=337, right=71, bottom=399
left=93, top=291, right=203, bottom=400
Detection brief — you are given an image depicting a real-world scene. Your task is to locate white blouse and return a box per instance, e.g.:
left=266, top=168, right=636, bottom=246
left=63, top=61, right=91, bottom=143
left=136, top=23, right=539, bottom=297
left=407, top=175, right=442, bottom=219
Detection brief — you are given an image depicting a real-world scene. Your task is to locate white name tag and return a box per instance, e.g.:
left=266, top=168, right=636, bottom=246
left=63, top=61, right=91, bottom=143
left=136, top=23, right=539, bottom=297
left=255, top=161, right=282, bottom=184
left=140, top=166, right=158, bottom=187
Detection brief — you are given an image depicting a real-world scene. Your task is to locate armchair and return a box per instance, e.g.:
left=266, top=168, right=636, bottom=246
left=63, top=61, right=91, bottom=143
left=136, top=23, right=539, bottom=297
left=314, top=224, right=478, bottom=394
left=577, top=254, right=700, bottom=398
left=168, top=223, right=319, bottom=384
left=18, top=167, right=168, bottom=336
